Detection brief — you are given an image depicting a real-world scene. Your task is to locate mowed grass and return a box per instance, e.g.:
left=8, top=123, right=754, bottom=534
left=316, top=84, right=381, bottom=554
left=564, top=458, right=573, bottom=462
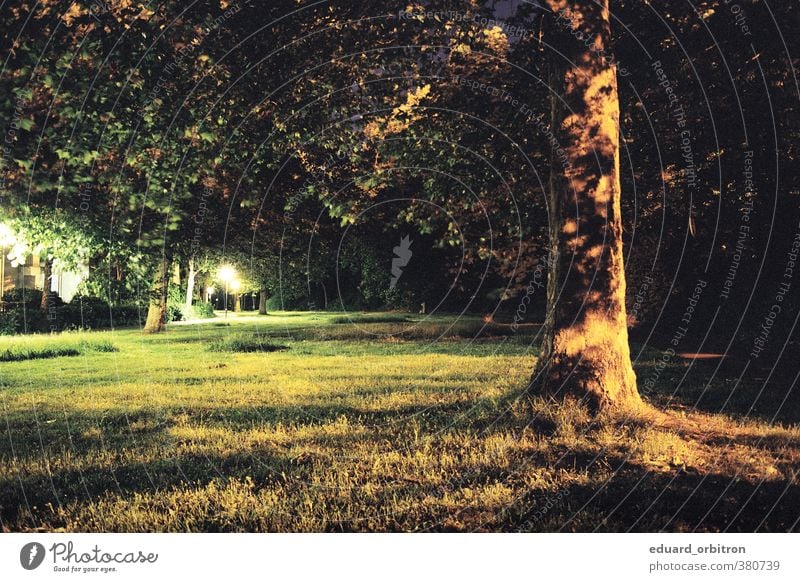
left=0, top=312, right=798, bottom=532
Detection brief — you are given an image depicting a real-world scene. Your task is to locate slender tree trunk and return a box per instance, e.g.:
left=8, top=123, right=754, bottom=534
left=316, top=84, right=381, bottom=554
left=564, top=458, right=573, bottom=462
left=258, top=288, right=268, bottom=315
left=40, top=258, right=53, bottom=311
left=185, top=258, right=196, bottom=309
left=532, top=1, right=639, bottom=409
left=143, top=256, right=170, bottom=333
left=234, top=293, right=241, bottom=312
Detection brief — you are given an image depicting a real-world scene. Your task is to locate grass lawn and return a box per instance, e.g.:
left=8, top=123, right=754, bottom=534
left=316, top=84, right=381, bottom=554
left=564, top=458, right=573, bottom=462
left=0, top=312, right=798, bottom=532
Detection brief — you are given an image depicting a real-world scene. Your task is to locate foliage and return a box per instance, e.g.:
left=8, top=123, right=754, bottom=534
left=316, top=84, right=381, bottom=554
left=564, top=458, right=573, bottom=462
left=0, top=0, right=797, bottom=358
left=0, top=297, right=146, bottom=333
left=2, top=288, right=48, bottom=308
left=167, top=285, right=186, bottom=322
left=189, top=301, right=216, bottom=320
left=0, top=309, right=18, bottom=335
left=0, top=210, right=96, bottom=272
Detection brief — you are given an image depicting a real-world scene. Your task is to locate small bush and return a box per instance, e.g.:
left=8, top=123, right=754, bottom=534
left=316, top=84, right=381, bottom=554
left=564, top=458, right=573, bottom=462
left=0, top=309, right=18, bottom=335
left=167, top=285, right=184, bottom=322
left=265, top=294, right=313, bottom=312
left=68, top=295, right=109, bottom=310
left=0, top=307, right=50, bottom=333
left=53, top=298, right=143, bottom=331
left=63, top=296, right=113, bottom=330
left=2, top=288, right=45, bottom=308
left=188, top=301, right=215, bottom=320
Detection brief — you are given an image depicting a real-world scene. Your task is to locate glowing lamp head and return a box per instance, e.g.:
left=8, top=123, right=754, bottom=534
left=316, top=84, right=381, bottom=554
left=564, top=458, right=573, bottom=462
left=0, top=223, right=15, bottom=247
left=218, top=265, right=236, bottom=283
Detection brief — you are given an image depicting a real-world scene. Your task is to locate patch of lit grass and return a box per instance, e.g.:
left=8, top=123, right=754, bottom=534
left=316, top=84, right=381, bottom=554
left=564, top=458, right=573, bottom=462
left=0, top=312, right=797, bottom=532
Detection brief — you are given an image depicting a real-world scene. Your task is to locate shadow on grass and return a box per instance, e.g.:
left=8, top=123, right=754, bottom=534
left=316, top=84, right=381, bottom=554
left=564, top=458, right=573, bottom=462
left=2, top=390, right=798, bottom=532
left=632, top=353, right=800, bottom=425
left=503, top=458, right=800, bottom=532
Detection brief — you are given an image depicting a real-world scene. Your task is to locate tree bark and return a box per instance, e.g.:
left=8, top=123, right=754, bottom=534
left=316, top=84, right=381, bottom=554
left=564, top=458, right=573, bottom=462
left=143, top=255, right=170, bottom=333
left=185, top=258, right=196, bottom=310
left=532, top=1, right=640, bottom=410
left=234, top=293, right=241, bottom=312
left=40, top=258, right=53, bottom=311
left=258, top=288, right=268, bottom=315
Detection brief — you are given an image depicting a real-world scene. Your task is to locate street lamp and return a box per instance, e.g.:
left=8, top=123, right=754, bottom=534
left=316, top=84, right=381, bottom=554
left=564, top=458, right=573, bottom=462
left=0, top=223, right=14, bottom=247
left=0, top=223, right=16, bottom=298
left=218, top=265, right=236, bottom=318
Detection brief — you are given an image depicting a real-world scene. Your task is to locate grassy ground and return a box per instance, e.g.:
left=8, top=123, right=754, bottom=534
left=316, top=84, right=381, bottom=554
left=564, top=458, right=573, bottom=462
left=0, top=312, right=797, bottom=532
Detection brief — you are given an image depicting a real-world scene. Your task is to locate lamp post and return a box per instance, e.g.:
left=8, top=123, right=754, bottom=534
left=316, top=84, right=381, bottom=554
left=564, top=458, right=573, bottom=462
left=218, top=265, right=236, bottom=319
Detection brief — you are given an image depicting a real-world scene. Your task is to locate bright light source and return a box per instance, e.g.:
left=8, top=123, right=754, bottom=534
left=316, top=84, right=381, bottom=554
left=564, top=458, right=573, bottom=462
left=0, top=223, right=15, bottom=247
left=230, top=279, right=241, bottom=292
left=206, top=286, right=215, bottom=295
left=218, top=265, right=236, bottom=283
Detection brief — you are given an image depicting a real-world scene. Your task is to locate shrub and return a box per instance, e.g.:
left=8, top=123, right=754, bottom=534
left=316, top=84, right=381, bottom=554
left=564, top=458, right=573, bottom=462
left=0, top=309, right=19, bottom=335
left=61, top=296, right=113, bottom=330
left=189, top=301, right=215, bottom=319
left=0, top=297, right=144, bottom=335
left=2, top=288, right=45, bottom=308
left=3, top=289, right=57, bottom=309
left=167, top=285, right=184, bottom=322
left=0, top=307, right=51, bottom=333
left=38, top=298, right=144, bottom=331
left=266, top=293, right=312, bottom=312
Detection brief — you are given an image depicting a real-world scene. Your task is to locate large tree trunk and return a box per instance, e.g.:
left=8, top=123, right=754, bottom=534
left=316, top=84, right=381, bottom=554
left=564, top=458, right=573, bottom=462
left=143, top=256, right=170, bottom=333
left=40, top=258, right=53, bottom=311
left=532, top=1, right=639, bottom=409
left=258, top=288, right=268, bottom=315
left=185, top=258, right=196, bottom=310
